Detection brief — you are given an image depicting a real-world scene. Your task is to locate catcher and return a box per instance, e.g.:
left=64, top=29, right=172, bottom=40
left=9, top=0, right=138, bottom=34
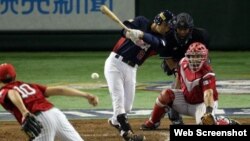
left=141, top=42, right=239, bottom=129
left=0, top=63, right=99, bottom=140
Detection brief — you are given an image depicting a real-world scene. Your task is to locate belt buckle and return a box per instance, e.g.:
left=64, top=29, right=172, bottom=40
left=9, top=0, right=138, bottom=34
left=124, top=59, right=135, bottom=67
left=34, top=111, right=41, bottom=116
left=115, top=54, right=136, bottom=67
left=127, top=61, right=134, bottom=67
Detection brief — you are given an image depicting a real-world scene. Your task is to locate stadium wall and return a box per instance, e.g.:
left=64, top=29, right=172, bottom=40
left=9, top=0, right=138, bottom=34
left=0, top=0, right=249, bottom=51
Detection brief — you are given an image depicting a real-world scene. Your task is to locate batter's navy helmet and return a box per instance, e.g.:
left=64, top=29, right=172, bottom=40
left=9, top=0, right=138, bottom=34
left=175, top=12, right=194, bottom=29
left=154, top=10, right=175, bottom=26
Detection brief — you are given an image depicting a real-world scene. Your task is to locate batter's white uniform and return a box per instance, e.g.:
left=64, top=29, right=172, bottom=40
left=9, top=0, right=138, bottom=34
left=104, top=16, right=169, bottom=130
left=104, top=52, right=137, bottom=125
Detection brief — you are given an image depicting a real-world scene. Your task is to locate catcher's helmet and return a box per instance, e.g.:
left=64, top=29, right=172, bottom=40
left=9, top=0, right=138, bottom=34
left=0, top=63, right=16, bottom=83
left=154, top=10, right=175, bottom=26
left=175, top=12, right=194, bottom=29
left=185, top=42, right=208, bottom=72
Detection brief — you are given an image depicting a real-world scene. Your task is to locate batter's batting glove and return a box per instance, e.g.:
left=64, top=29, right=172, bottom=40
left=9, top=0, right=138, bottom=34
left=21, top=113, right=43, bottom=140
left=127, top=29, right=143, bottom=40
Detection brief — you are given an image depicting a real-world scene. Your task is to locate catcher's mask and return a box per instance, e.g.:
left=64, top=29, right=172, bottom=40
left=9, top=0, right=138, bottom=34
left=154, top=10, right=175, bottom=27
left=0, top=63, right=16, bottom=83
left=185, top=42, right=208, bottom=72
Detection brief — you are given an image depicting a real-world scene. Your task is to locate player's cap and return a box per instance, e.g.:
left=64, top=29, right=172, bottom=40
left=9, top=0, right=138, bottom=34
left=0, top=63, right=16, bottom=83
left=175, top=12, right=194, bottom=29
left=154, top=10, right=175, bottom=26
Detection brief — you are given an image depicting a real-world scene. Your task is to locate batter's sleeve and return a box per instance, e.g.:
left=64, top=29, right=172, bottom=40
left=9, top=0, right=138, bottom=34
left=121, top=16, right=150, bottom=37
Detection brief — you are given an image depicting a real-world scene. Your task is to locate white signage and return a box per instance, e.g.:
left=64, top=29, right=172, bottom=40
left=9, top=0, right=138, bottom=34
left=0, top=0, right=135, bottom=31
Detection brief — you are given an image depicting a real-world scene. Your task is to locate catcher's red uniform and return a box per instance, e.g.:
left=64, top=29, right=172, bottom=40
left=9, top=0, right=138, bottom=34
left=164, top=57, right=219, bottom=124
left=0, top=81, right=53, bottom=123
left=178, top=57, right=218, bottom=104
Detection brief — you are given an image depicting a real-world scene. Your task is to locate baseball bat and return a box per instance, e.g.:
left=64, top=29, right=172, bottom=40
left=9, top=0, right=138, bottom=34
left=100, top=5, right=131, bottom=31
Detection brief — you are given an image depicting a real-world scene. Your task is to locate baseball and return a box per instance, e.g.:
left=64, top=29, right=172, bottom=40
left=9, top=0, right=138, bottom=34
left=91, top=72, right=99, bottom=79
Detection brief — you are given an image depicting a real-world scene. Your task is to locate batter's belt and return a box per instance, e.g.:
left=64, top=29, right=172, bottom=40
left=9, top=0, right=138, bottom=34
left=115, top=54, right=137, bottom=67
left=34, top=111, right=42, bottom=116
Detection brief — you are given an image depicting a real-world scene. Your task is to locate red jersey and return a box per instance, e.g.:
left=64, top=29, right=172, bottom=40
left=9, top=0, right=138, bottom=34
left=0, top=81, right=53, bottom=124
left=178, top=58, right=218, bottom=104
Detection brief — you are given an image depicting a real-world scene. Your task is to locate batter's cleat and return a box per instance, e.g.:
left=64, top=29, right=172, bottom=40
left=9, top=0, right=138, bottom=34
left=108, top=119, right=121, bottom=131
left=140, top=120, right=160, bottom=130
left=123, top=130, right=146, bottom=141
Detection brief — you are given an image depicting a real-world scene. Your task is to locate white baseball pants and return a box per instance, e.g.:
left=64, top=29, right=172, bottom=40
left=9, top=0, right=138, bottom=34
left=171, top=89, right=218, bottom=124
left=34, top=107, right=83, bottom=141
left=104, top=52, right=137, bottom=125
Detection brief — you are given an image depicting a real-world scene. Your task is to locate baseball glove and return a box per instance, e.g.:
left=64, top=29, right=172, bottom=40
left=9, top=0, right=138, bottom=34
left=21, top=113, right=43, bottom=140
left=201, top=113, right=216, bottom=125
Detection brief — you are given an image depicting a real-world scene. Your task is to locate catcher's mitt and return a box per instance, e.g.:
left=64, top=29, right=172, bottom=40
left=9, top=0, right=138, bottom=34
left=200, top=113, right=216, bottom=125
left=21, top=113, right=43, bottom=140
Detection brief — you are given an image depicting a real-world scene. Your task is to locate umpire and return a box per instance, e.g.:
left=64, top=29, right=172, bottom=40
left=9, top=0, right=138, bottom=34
left=160, top=12, right=210, bottom=76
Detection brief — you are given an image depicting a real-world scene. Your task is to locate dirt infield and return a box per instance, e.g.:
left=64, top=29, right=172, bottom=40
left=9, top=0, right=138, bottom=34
left=0, top=118, right=249, bottom=141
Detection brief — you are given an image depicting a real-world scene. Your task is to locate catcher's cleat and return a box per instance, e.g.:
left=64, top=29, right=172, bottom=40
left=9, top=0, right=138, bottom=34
left=171, top=119, right=184, bottom=125
left=215, top=116, right=241, bottom=125
left=140, top=120, right=160, bottom=130
left=108, top=119, right=121, bottom=131
left=123, top=130, right=146, bottom=141
left=228, top=119, right=241, bottom=125
left=168, top=108, right=184, bottom=125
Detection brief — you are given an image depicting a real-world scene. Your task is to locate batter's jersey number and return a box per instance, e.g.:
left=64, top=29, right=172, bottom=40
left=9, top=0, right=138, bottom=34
left=14, top=84, right=36, bottom=98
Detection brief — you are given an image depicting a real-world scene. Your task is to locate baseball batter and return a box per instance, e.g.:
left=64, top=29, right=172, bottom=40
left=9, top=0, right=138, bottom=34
left=0, top=63, right=99, bottom=141
left=141, top=42, right=219, bottom=129
left=104, top=10, right=175, bottom=141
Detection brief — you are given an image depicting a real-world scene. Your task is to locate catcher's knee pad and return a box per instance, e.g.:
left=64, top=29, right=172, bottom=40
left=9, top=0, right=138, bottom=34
left=156, top=89, right=175, bottom=107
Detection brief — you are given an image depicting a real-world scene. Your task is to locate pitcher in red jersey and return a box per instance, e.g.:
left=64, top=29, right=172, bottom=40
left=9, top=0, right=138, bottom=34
left=141, top=42, right=219, bottom=129
left=0, top=63, right=98, bottom=141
